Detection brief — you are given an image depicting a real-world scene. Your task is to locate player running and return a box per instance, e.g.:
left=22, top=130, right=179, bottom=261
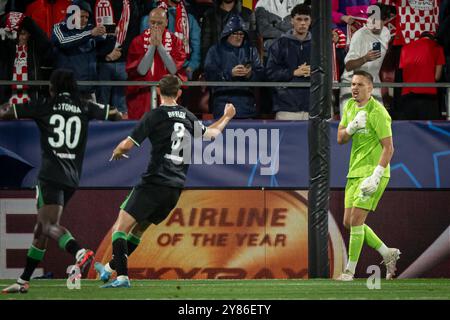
left=336, top=70, right=400, bottom=281
left=0, top=69, right=122, bottom=293
left=95, top=74, right=236, bottom=288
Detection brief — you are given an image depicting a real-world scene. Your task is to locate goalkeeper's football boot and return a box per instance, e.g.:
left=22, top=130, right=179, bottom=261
left=2, top=280, right=29, bottom=294
left=94, top=262, right=112, bottom=283
left=335, top=270, right=354, bottom=281
left=100, top=277, right=131, bottom=288
left=382, top=248, right=401, bottom=280
left=76, top=249, right=95, bottom=274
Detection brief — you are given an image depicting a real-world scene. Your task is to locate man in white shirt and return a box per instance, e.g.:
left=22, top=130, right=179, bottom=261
left=339, top=3, right=392, bottom=117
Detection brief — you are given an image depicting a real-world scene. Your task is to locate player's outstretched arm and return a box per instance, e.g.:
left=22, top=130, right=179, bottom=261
left=204, top=103, right=236, bottom=139
left=110, top=137, right=134, bottom=161
left=0, top=103, right=15, bottom=120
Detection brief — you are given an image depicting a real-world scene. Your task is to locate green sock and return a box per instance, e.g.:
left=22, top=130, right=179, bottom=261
left=364, top=224, right=383, bottom=249
left=58, top=232, right=74, bottom=250
left=20, top=245, right=46, bottom=281
left=347, top=225, right=365, bottom=274
left=364, top=224, right=390, bottom=257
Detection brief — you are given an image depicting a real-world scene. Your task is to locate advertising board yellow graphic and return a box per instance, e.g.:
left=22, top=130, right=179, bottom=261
left=89, top=190, right=346, bottom=279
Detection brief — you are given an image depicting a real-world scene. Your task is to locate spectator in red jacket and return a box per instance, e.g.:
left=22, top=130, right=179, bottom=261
left=126, top=7, right=186, bottom=119
left=397, top=31, right=445, bottom=120
left=25, top=0, right=71, bottom=37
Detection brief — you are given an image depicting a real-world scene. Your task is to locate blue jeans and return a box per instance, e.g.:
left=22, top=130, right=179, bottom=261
left=97, top=62, right=127, bottom=113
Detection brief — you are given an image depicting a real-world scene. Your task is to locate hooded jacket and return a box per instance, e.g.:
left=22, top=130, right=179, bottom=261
left=204, top=15, right=264, bottom=119
left=265, top=29, right=311, bottom=113
left=201, top=0, right=256, bottom=65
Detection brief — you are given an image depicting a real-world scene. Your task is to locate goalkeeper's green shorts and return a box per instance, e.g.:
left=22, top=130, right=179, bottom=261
left=344, top=177, right=389, bottom=211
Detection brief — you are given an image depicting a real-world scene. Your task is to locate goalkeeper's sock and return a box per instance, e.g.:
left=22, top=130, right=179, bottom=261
left=346, top=225, right=365, bottom=275
left=109, top=233, right=141, bottom=270
left=58, top=232, right=81, bottom=257
left=112, top=231, right=128, bottom=276
left=20, top=245, right=46, bottom=281
left=364, top=224, right=390, bottom=257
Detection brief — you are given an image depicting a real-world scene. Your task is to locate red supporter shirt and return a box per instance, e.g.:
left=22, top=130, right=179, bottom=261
left=399, top=37, right=445, bottom=95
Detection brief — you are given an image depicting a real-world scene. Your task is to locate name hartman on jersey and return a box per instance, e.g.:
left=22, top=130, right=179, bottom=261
left=53, top=103, right=82, bottom=113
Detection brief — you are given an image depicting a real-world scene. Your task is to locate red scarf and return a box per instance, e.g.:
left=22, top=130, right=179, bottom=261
left=159, top=1, right=190, bottom=56
left=10, top=45, right=29, bottom=104
left=95, top=0, right=130, bottom=47
left=143, top=28, right=173, bottom=52
left=142, top=28, right=173, bottom=76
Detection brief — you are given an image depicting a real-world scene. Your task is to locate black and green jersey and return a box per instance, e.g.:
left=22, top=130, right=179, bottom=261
left=13, top=93, right=110, bottom=188
left=129, top=105, right=206, bottom=188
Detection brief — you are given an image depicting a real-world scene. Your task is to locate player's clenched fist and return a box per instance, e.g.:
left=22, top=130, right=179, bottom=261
left=346, top=110, right=367, bottom=135
left=224, top=103, right=236, bottom=118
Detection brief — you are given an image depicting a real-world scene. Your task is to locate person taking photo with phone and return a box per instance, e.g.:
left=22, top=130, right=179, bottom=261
left=204, top=14, right=264, bottom=119
left=338, top=3, right=392, bottom=118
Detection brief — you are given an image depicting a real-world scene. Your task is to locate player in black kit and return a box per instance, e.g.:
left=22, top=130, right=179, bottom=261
left=0, top=69, right=122, bottom=293
left=95, top=74, right=236, bottom=288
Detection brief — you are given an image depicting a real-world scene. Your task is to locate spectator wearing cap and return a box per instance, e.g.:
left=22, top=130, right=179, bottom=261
left=51, top=0, right=106, bottom=100
left=0, top=12, right=52, bottom=104
left=397, top=31, right=445, bottom=120
left=204, top=14, right=264, bottom=119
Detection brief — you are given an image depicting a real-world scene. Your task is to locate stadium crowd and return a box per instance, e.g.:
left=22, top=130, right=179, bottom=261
left=0, top=0, right=448, bottom=120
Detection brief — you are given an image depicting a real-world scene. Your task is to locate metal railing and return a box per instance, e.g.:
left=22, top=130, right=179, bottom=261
left=1, top=80, right=449, bottom=119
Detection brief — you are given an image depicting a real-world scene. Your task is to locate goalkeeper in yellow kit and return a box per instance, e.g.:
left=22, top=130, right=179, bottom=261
left=336, top=70, right=400, bottom=281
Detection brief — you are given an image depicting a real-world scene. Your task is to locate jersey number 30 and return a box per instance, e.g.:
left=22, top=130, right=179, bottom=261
left=48, top=114, right=81, bottom=149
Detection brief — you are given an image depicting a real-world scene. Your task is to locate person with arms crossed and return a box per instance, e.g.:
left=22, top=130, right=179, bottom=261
left=95, top=74, right=236, bottom=288
left=0, top=69, right=122, bottom=293
left=336, top=70, right=400, bottom=281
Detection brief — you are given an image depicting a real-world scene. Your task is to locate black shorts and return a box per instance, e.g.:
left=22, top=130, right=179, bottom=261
left=120, top=183, right=182, bottom=224
left=36, top=180, right=76, bottom=209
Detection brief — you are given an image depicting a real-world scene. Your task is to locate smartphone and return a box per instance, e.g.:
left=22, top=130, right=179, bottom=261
left=243, top=61, right=252, bottom=68
left=104, top=24, right=116, bottom=34
left=372, top=42, right=381, bottom=52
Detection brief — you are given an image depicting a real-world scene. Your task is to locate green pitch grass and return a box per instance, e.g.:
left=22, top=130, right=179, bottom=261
left=0, top=279, right=449, bottom=300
